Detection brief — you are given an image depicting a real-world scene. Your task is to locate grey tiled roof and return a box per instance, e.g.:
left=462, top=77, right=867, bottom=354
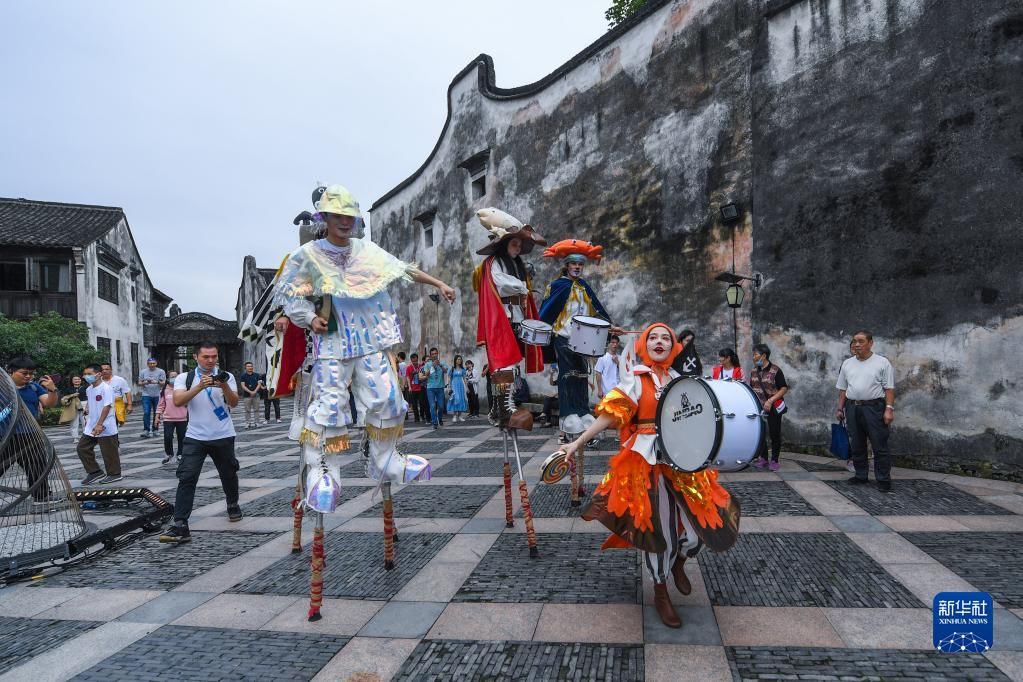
left=0, top=197, right=124, bottom=248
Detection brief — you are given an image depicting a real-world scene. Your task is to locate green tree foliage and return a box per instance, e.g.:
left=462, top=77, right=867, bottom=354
left=0, top=312, right=107, bottom=387
left=605, top=0, right=647, bottom=28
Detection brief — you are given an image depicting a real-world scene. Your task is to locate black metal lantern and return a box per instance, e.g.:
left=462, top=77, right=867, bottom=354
left=725, top=283, right=745, bottom=308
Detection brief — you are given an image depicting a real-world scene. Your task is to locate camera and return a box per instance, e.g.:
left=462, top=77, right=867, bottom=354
left=213, top=371, right=230, bottom=383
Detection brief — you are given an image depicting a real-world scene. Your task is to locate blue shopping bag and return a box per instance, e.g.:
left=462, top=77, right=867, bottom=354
left=830, top=421, right=850, bottom=460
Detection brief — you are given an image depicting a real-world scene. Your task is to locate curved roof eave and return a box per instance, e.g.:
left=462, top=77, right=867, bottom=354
left=368, top=0, right=674, bottom=212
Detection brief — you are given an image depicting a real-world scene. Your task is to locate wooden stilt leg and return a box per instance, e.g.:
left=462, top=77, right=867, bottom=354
left=503, top=460, right=514, bottom=528
left=510, top=431, right=539, bottom=559
left=307, top=513, right=324, bottom=621
left=577, top=448, right=586, bottom=499
left=290, top=476, right=304, bottom=554
left=383, top=483, right=395, bottom=570
left=569, top=454, right=580, bottom=507
left=518, top=480, right=539, bottom=558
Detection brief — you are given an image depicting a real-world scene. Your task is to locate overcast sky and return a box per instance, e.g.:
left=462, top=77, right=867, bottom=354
left=1, top=2, right=610, bottom=318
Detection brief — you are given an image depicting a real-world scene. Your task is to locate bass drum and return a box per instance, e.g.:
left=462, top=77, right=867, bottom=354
left=655, top=377, right=763, bottom=473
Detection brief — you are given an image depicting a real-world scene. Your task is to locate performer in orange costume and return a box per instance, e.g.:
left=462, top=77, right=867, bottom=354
left=560, top=323, right=741, bottom=629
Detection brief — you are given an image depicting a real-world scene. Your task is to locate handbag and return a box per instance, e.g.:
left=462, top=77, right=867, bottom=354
left=830, top=420, right=850, bottom=460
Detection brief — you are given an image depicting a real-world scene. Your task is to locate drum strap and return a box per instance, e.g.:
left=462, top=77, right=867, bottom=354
left=637, top=418, right=656, bottom=425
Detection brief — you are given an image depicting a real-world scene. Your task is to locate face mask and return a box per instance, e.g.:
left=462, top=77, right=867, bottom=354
left=84, top=374, right=98, bottom=384
left=754, top=360, right=764, bottom=368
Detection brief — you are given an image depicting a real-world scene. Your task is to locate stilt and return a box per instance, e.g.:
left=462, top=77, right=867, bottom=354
left=569, top=449, right=580, bottom=506
left=290, top=475, right=304, bottom=554
left=383, top=482, right=395, bottom=570
left=501, top=432, right=514, bottom=528
left=510, top=430, right=539, bottom=558
left=576, top=448, right=586, bottom=500
left=307, top=513, right=325, bottom=621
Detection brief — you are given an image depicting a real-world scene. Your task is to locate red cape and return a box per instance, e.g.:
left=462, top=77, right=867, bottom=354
left=273, top=322, right=307, bottom=398
left=476, top=257, right=544, bottom=373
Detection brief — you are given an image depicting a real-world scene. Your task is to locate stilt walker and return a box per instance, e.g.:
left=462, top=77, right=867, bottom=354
left=539, top=239, right=615, bottom=508
left=271, top=184, right=456, bottom=621
left=472, top=208, right=546, bottom=549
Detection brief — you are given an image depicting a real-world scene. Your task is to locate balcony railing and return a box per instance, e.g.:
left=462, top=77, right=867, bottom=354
left=0, top=291, right=77, bottom=320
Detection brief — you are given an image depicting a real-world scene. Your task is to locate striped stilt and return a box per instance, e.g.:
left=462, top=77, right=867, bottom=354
left=383, top=483, right=395, bottom=570
left=307, top=513, right=325, bottom=621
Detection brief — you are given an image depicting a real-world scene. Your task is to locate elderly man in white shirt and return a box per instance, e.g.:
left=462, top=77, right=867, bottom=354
left=835, top=330, right=896, bottom=492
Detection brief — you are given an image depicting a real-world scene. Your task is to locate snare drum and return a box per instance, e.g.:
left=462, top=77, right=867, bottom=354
left=655, top=377, right=764, bottom=473
left=567, top=315, right=610, bottom=356
left=517, top=319, right=553, bottom=346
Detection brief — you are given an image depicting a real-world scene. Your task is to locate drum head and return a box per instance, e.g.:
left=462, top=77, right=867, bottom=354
left=572, top=315, right=610, bottom=329
left=521, top=320, right=551, bottom=332
left=655, top=377, right=722, bottom=472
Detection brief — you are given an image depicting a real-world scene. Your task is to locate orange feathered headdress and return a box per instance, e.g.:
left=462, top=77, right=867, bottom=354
left=634, top=323, right=682, bottom=376
left=542, top=239, right=603, bottom=263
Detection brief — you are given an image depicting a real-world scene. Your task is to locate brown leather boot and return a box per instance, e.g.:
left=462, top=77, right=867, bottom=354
left=653, top=582, right=682, bottom=628
left=671, top=556, right=692, bottom=596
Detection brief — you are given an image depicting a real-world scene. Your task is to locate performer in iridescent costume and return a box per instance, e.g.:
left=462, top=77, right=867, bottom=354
left=273, top=184, right=455, bottom=620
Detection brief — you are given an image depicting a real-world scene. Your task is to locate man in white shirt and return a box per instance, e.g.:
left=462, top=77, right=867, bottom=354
left=594, top=335, right=621, bottom=399
left=101, top=363, right=133, bottom=426
left=76, top=363, right=122, bottom=485
left=160, top=341, right=241, bottom=543
left=835, top=330, right=896, bottom=492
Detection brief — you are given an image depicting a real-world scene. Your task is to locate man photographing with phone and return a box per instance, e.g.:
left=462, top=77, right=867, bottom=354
left=160, top=341, right=242, bottom=544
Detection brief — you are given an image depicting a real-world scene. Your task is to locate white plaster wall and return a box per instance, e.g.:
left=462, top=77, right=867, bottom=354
left=766, top=0, right=928, bottom=85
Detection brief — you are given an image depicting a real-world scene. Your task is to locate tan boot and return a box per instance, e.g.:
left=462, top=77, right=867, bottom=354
left=653, top=582, right=682, bottom=628
left=671, top=556, right=692, bottom=596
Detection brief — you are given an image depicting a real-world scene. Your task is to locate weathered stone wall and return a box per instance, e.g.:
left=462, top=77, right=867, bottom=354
left=751, top=0, right=1023, bottom=476
left=371, top=0, right=1023, bottom=476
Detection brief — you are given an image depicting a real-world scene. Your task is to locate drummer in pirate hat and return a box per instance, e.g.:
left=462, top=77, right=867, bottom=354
left=472, top=207, right=547, bottom=376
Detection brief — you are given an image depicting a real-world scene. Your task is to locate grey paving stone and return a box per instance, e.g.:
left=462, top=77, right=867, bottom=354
left=394, top=640, right=644, bottom=681
left=433, top=456, right=512, bottom=478
left=825, top=478, right=1011, bottom=516
left=643, top=605, right=722, bottom=645
left=0, top=616, right=101, bottom=675
left=400, top=439, right=462, bottom=455
left=230, top=532, right=453, bottom=600
left=416, top=427, right=489, bottom=439
left=902, top=532, right=1023, bottom=608
left=117, top=592, right=217, bottom=624
left=460, top=517, right=513, bottom=533
left=471, top=437, right=551, bottom=454
left=699, top=532, right=923, bottom=608
left=237, top=460, right=303, bottom=479
left=71, top=625, right=348, bottom=681
left=454, top=532, right=641, bottom=604
left=515, top=483, right=587, bottom=517
left=723, top=481, right=821, bottom=516
left=33, top=531, right=273, bottom=590
left=242, top=486, right=371, bottom=516
left=828, top=514, right=892, bottom=533
left=725, top=646, right=1010, bottom=681
left=358, top=484, right=499, bottom=519
left=358, top=601, right=446, bottom=638
left=795, top=459, right=847, bottom=472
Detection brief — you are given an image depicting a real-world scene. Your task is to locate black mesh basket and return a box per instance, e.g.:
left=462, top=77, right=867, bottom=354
left=0, top=367, right=88, bottom=570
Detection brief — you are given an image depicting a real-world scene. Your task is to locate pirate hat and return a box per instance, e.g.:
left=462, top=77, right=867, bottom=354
left=475, top=207, right=546, bottom=256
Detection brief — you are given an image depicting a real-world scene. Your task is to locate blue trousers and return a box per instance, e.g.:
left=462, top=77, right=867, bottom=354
left=142, top=395, right=159, bottom=432
left=847, top=400, right=892, bottom=482
left=427, top=387, right=445, bottom=425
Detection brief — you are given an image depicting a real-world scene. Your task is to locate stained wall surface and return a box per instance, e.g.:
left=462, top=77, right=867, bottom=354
left=371, top=0, right=1023, bottom=475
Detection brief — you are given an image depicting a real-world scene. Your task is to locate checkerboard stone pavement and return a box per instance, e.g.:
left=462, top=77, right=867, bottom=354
left=2, top=400, right=1021, bottom=681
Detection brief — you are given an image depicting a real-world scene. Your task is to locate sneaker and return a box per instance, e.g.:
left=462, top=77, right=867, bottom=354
left=847, top=475, right=869, bottom=484
left=139, top=432, right=149, bottom=438
left=752, top=458, right=767, bottom=470
left=877, top=480, right=892, bottom=493
left=845, top=460, right=856, bottom=473
left=227, top=505, right=243, bottom=522
left=768, top=460, right=780, bottom=472
left=159, top=524, right=191, bottom=543
left=80, top=471, right=105, bottom=486
left=100, top=474, right=124, bottom=484
left=432, top=424, right=439, bottom=431
left=275, top=418, right=282, bottom=423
